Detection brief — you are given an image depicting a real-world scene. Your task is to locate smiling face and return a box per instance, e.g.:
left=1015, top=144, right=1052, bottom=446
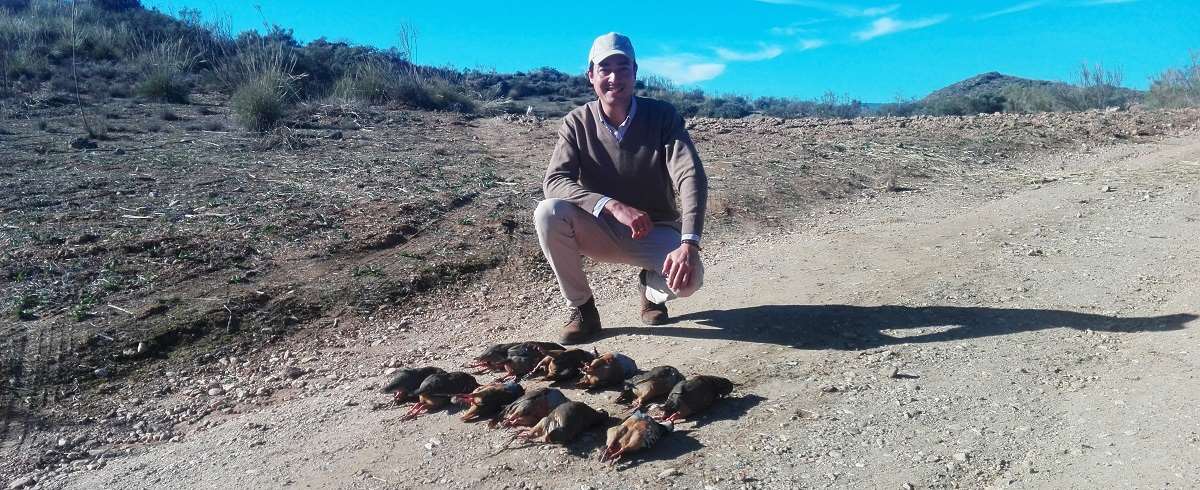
left=587, top=53, right=637, bottom=109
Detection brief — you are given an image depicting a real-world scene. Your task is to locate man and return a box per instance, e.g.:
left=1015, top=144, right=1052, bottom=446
left=534, top=32, right=708, bottom=344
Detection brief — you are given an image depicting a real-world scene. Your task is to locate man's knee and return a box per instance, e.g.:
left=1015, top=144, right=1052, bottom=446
left=533, top=199, right=573, bottom=232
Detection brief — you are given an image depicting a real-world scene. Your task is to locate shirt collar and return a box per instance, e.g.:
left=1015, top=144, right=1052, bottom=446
left=597, top=97, right=637, bottom=141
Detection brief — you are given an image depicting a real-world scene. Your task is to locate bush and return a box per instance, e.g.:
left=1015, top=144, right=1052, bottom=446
left=926, top=94, right=1007, bottom=116
left=395, top=76, right=475, bottom=112
left=331, top=60, right=396, bottom=104
left=133, top=38, right=197, bottom=103
left=135, top=69, right=188, bottom=102
left=232, top=74, right=286, bottom=131
left=1147, top=50, right=1200, bottom=108
left=93, top=0, right=142, bottom=12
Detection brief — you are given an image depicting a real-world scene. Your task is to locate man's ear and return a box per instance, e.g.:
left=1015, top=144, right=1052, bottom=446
left=586, top=63, right=595, bottom=83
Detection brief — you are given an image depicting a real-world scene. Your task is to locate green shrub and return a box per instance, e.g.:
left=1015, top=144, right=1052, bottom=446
left=1147, top=51, right=1200, bottom=108
left=395, top=76, right=475, bottom=112
left=331, top=61, right=396, bottom=104
left=232, top=74, right=286, bottom=131
left=133, top=38, right=198, bottom=103
left=1000, top=85, right=1062, bottom=113
left=926, top=94, right=1007, bottom=116
left=135, top=69, right=188, bottom=102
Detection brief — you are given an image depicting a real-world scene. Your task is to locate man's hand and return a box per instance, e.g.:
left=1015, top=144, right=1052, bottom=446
left=662, top=242, right=700, bottom=291
left=604, top=200, right=652, bottom=240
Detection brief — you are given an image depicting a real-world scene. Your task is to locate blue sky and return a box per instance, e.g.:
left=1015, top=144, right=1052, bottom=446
left=144, top=0, right=1200, bottom=102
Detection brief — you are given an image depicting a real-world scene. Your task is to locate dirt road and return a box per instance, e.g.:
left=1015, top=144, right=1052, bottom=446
left=38, top=133, right=1200, bottom=489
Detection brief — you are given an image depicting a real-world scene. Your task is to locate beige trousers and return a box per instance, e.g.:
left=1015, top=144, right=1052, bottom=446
left=534, top=198, right=704, bottom=307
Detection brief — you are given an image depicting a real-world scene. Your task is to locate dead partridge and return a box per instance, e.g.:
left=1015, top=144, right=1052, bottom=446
left=517, top=401, right=607, bottom=444
left=600, top=411, right=672, bottom=464
left=616, top=365, right=685, bottom=412
left=453, top=381, right=524, bottom=422
left=578, top=352, right=638, bottom=390
left=532, top=348, right=596, bottom=381
left=496, top=342, right=547, bottom=382
left=657, top=375, right=734, bottom=423
left=499, top=387, right=569, bottom=428
left=464, top=342, right=518, bottom=373
left=379, top=366, right=446, bottom=403
left=401, top=371, right=480, bottom=421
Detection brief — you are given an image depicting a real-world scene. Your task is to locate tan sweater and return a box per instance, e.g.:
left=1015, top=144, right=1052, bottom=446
left=543, top=97, right=708, bottom=238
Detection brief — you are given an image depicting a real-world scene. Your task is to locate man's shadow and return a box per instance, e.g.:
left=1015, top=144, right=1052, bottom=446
left=599, top=304, right=1196, bottom=350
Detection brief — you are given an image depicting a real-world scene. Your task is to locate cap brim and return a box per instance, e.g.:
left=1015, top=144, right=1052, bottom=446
left=590, top=50, right=634, bottom=66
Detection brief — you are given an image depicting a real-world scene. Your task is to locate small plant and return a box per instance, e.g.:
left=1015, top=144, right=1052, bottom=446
left=351, top=265, right=385, bottom=278
left=13, top=294, right=39, bottom=321
left=136, top=70, right=189, bottom=103
left=232, top=74, right=286, bottom=131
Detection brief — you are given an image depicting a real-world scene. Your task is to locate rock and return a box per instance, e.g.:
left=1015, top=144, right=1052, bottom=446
left=820, top=385, right=839, bottom=393
left=7, top=475, right=35, bottom=489
left=113, top=148, right=125, bottom=155
left=880, top=366, right=899, bottom=378
left=658, top=468, right=681, bottom=478
left=326, top=130, right=343, bottom=140
left=1026, top=249, right=1044, bottom=257
left=953, top=452, right=969, bottom=462
left=68, top=137, right=97, bottom=150
left=283, top=366, right=307, bottom=379
left=94, top=367, right=110, bottom=378
left=1101, top=185, right=1114, bottom=192
left=207, top=387, right=225, bottom=396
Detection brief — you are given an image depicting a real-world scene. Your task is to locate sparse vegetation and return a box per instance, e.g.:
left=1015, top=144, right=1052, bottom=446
left=0, top=0, right=1191, bottom=129
left=1147, top=50, right=1200, bottom=108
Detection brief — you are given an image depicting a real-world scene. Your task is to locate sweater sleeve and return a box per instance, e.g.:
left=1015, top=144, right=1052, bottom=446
left=663, top=109, right=708, bottom=238
left=543, top=118, right=606, bottom=213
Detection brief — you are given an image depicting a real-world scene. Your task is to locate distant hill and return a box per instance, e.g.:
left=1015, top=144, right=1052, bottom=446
left=923, top=72, right=1070, bottom=102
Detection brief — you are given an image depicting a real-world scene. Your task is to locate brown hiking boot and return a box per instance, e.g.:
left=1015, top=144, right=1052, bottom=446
left=560, top=297, right=602, bottom=345
left=639, top=269, right=669, bottom=325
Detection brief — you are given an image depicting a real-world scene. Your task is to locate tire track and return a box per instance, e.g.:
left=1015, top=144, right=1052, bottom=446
left=0, top=333, right=27, bottom=445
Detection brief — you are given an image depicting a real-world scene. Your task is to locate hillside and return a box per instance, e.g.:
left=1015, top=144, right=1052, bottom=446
left=923, top=72, right=1070, bottom=101
left=3, top=2, right=1200, bottom=488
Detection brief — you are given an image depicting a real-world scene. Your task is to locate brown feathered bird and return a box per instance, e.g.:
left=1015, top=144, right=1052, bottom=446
left=494, top=342, right=547, bottom=382
left=517, top=401, right=607, bottom=444
left=498, top=387, right=569, bottom=428
left=578, top=352, right=638, bottom=390
left=452, top=381, right=524, bottom=422
left=601, top=411, right=672, bottom=464
left=616, top=365, right=685, bottom=412
left=464, top=343, right=519, bottom=373
left=656, top=375, right=734, bottom=423
left=400, top=371, right=480, bottom=421
left=379, top=366, right=446, bottom=403
left=531, top=348, right=596, bottom=381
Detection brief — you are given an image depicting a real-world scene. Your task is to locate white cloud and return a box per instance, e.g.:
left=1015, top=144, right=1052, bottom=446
left=797, top=39, right=828, bottom=50
left=755, top=0, right=899, bottom=18
left=769, top=19, right=827, bottom=36
left=975, top=1, right=1046, bottom=20
left=640, top=55, right=727, bottom=84
left=714, top=45, right=785, bottom=61
left=854, top=15, right=949, bottom=40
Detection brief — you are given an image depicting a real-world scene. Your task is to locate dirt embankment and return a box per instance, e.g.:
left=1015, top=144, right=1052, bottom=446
left=2, top=97, right=1199, bottom=487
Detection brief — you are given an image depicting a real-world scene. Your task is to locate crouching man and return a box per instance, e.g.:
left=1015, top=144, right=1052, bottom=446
left=534, top=32, right=708, bottom=344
